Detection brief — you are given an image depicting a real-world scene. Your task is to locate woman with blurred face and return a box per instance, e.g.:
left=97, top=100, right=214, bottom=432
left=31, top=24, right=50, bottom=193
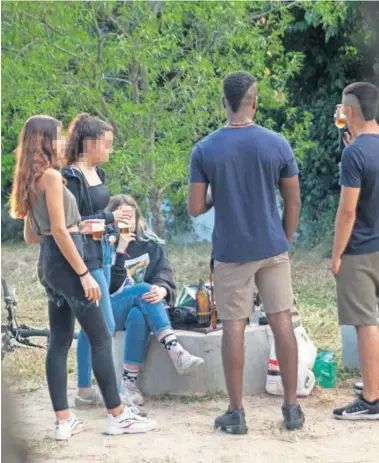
left=10, top=116, right=154, bottom=440
left=62, top=114, right=133, bottom=408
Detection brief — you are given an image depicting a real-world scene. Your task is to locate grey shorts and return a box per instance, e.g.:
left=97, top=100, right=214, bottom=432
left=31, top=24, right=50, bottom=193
left=213, top=252, right=294, bottom=321
left=336, top=251, right=379, bottom=326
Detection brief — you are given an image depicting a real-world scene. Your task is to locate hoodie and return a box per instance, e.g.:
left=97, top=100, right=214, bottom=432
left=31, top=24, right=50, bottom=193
left=110, top=240, right=177, bottom=306
left=62, top=166, right=114, bottom=270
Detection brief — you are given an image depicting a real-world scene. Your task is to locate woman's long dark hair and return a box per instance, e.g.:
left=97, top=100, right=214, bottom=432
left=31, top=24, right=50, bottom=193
left=10, top=115, right=62, bottom=219
left=65, top=113, right=113, bottom=165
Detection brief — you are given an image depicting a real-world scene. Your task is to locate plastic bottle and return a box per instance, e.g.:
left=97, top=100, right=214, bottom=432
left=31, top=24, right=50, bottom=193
left=313, top=350, right=337, bottom=389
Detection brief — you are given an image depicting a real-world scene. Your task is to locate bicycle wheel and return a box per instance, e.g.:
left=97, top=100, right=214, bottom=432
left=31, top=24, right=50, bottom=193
left=17, top=328, right=50, bottom=338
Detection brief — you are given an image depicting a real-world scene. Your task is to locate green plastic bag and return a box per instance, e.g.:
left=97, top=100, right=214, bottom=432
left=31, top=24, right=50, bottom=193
left=313, top=350, right=337, bottom=389
left=177, top=285, right=198, bottom=308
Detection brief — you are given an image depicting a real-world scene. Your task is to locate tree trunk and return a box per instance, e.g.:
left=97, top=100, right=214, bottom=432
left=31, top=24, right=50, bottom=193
left=148, top=189, right=165, bottom=239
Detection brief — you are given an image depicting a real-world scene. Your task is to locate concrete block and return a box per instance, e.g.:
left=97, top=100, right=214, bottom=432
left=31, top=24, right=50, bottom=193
left=341, top=325, right=360, bottom=369
left=114, top=324, right=274, bottom=396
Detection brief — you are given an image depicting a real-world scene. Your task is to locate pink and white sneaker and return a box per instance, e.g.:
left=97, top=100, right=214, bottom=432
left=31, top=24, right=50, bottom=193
left=104, top=407, right=155, bottom=435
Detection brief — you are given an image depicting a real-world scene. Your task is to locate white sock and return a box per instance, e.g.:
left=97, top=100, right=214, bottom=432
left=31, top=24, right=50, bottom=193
left=160, top=333, right=186, bottom=363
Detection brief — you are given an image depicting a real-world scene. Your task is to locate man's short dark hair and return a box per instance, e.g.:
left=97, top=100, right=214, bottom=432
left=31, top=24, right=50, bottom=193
left=223, top=72, right=257, bottom=113
left=343, top=82, right=379, bottom=121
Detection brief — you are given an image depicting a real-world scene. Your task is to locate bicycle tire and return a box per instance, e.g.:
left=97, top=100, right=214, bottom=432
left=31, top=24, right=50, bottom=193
left=17, top=328, right=78, bottom=339
left=1, top=279, right=10, bottom=298
left=17, top=328, right=50, bottom=338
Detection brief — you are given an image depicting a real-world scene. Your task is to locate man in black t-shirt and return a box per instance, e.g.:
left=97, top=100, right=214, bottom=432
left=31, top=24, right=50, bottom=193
left=332, top=82, right=379, bottom=421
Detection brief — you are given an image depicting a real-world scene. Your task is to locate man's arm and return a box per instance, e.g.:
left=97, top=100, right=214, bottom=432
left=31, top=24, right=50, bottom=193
left=279, top=176, right=301, bottom=243
left=187, top=144, right=212, bottom=217
left=331, top=145, right=362, bottom=275
left=332, top=186, right=360, bottom=261
left=188, top=183, right=212, bottom=217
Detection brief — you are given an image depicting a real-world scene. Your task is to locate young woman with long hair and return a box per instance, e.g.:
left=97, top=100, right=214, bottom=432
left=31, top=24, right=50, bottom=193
left=10, top=116, right=154, bottom=440
left=106, top=195, right=204, bottom=406
left=62, top=113, right=131, bottom=408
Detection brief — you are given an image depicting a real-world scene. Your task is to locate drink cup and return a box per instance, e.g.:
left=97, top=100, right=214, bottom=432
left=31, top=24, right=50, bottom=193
left=335, top=105, right=347, bottom=129
left=92, top=220, right=105, bottom=241
left=118, top=221, right=130, bottom=238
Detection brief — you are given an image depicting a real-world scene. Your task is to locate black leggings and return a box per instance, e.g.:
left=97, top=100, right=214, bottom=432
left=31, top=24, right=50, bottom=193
left=38, top=234, right=121, bottom=412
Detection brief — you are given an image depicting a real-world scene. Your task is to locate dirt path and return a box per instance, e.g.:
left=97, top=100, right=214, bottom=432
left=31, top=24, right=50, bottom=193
left=12, top=382, right=378, bottom=463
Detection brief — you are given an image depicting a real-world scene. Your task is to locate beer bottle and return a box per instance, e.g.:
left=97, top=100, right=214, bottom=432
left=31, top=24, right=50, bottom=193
left=195, top=279, right=211, bottom=327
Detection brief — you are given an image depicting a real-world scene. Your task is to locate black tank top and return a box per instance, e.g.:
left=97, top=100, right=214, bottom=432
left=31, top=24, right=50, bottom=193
left=88, top=184, right=110, bottom=213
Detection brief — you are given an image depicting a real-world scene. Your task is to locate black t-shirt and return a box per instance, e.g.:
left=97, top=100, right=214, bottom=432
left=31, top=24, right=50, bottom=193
left=339, top=134, right=379, bottom=255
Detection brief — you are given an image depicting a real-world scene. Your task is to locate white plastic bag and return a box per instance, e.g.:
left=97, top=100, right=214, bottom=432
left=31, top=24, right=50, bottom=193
left=266, top=326, right=317, bottom=397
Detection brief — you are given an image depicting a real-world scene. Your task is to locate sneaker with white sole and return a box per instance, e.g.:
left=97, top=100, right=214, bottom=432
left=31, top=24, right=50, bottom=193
left=74, top=388, right=103, bottom=408
left=120, top=378, right=144, bottom=406
left=53, top=412, right=84, bottom=441
left=333, top=395, right=379, bottom=420
left=174, top=350, right=204, bottom=375
left=104, top=407, right=156, bottom=435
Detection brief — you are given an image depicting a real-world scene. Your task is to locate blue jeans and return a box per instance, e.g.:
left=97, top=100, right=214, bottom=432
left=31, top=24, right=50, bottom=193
left=102, top=234, right=114, bottom=289
left=76, top=267, right=116, bottom=388
left=111, top=283, right=172, bottom=366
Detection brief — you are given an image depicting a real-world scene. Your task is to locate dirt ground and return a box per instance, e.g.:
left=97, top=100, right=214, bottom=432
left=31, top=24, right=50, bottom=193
left=10, top=380, right=378, bottom=463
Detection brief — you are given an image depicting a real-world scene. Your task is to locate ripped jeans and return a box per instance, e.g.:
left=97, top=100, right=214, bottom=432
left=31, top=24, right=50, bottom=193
left=38, top=234, right=121, bottom=412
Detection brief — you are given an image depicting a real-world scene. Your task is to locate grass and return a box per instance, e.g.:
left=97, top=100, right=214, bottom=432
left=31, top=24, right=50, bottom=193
left=1, top=242, right=353, bottom=390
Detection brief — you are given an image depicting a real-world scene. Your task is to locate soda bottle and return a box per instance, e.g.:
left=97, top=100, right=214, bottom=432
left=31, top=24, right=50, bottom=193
left=195, top=279, right=211, bottom=327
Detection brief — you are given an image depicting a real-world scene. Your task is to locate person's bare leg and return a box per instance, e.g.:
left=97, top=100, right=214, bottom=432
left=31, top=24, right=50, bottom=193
left=55, top=410, right=71, bottom=420
left=222, top=319, right=248, bottom=410
left=357, top=325, right=379, bottom=402
left=267, top=310, right=298, bottom=406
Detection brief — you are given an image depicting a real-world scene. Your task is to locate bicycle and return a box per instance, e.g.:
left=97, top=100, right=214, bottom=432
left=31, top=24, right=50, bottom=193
left=1, top=279, right=52, bottom=360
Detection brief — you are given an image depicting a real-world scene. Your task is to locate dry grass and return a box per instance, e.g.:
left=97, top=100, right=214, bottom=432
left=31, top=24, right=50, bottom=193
left=1, top=242, right=350, bottom=391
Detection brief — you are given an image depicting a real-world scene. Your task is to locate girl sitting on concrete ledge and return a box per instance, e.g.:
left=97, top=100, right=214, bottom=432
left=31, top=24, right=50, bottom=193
left=106, top=195, right=204, bottom=406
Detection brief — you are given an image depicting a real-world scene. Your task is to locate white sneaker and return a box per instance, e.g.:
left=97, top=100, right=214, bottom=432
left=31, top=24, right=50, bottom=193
left=174, top=350, right=204, bottom=375
left=53, top=412, right=84, bottom=441
left=74, top=388, right=103, bottom=408
left=121, top=378, right=144, bottom=406
left=104, top=407, right=156, bottom=435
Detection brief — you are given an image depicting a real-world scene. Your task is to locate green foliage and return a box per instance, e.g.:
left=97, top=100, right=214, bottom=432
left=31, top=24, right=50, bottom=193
left=1, top=0, right=312, bottom=236
left=2, top=1, right=377, bottom=243
left=284, top=1, right=379, bottom=250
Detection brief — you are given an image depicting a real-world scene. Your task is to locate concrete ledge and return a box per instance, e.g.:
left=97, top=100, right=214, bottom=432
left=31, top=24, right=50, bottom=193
left=341, top=326, right=360, bottom=369
left=114, top=324, right=274, bottom=396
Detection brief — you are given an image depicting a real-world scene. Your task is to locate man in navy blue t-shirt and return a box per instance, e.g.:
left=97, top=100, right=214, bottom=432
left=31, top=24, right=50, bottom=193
left=332, top=82, right=379, bottom=421
left=188, top=72, right=303, bottom=432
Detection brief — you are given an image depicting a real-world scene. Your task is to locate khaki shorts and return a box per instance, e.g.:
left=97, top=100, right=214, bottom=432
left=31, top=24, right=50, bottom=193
left=336, top=251, right=379, bottom=326
left=213, top=252, right=294, bottom=321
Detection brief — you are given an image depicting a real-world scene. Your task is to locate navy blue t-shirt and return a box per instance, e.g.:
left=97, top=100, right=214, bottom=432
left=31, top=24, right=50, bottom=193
left=189, top=125, right=299, bottom=262
left=339, top=134, right=379, bottom=255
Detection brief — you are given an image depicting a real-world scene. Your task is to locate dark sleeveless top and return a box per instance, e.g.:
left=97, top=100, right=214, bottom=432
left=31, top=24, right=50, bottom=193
left=88, top=184, right=110, bottom=214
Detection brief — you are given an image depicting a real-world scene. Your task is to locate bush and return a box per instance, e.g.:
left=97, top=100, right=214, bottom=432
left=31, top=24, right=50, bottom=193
left=1, top=200, right=23, bottom=242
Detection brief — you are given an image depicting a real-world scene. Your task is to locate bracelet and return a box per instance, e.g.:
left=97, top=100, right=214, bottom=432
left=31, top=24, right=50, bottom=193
left=78, top=269, right=89, bottom=278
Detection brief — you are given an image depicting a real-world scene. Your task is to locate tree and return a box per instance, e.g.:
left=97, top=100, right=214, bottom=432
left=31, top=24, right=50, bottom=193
left=283, top=1, right=379, bottom=251
left=2, top=1, right=317, bottom=238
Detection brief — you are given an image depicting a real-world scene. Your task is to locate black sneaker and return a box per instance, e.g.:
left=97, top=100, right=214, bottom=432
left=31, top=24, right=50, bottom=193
left=333, top=395, right=379, bottom=420
left=214, top=408, right=248, bottom=435
left=282, top=404, right=305, bottom=431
